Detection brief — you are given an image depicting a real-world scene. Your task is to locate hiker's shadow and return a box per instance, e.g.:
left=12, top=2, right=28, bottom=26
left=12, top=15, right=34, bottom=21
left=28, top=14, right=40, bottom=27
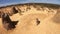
left=1, top=13, right=18, bottom=30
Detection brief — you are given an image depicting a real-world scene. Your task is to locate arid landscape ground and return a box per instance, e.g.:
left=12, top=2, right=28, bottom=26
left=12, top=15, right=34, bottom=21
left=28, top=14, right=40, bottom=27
left=0, top=3, right=60, bottom=34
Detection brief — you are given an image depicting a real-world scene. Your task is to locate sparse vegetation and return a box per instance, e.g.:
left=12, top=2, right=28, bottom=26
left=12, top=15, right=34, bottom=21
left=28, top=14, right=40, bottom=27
left=0, top=3, right=59, bottom=17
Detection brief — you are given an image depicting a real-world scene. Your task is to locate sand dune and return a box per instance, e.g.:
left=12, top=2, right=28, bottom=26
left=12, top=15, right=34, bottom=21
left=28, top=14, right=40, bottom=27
left=0, top=3, right=60, bottom=34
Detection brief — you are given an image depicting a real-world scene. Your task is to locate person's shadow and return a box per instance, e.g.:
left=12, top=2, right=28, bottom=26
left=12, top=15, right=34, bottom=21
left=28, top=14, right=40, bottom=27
left=1, top=13, right=18, bottom=30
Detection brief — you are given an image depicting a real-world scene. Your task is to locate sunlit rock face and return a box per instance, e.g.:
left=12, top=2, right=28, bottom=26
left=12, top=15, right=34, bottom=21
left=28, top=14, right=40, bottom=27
left=0, top=3, right=60, bottom=34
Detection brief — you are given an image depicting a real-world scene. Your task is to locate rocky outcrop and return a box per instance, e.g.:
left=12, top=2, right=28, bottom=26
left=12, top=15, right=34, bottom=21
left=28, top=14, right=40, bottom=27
left=0, top=3, right=60, bottom=18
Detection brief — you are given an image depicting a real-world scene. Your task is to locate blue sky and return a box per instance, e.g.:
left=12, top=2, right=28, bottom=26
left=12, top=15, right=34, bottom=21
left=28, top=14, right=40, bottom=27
left=0, top=0, right=60, bottom=7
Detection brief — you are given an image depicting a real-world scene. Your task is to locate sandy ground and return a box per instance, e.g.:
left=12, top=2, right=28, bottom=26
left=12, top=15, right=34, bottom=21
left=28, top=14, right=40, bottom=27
left=0, top=5, right=60, bottom=34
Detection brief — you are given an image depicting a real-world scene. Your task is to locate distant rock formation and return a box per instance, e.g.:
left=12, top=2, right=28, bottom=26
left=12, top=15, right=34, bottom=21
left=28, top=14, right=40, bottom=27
left=0, top=3, right=60, bottom=18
